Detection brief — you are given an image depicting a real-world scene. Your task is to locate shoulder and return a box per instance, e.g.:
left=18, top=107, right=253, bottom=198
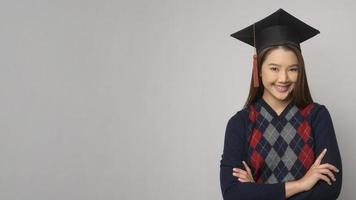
left=224, top=107, right=250, bottom=140
left=309, top=102, right=331, bottom=117
left=307, top=102, right=334, bottom=124
left=225, top=107, right=250, bottom=129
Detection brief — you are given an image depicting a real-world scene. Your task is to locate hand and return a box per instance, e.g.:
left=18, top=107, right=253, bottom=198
left=297, top=148, right=339, bottom=192
left=232, top=161, right=255, bottom=183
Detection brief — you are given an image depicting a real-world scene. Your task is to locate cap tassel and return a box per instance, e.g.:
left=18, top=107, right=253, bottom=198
left=252, top=23, right=259, bottom=88
left=252, top=54, right=259, bottom=87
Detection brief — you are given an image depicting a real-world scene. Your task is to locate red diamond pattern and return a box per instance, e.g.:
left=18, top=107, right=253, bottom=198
left=249, top=128, right=262, bottom=148
left=297, top=121, right=311, bottom=142
left=251, top=150, right=264, bottom=173
left=298, top=143, right=315, bottom=168
left=249, top=105, right=259, bottom=122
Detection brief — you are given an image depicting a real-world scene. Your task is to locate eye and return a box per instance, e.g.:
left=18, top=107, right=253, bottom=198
left=270, top=67, right=278, bottom=72
left=290, top=67, right=299, bottom=72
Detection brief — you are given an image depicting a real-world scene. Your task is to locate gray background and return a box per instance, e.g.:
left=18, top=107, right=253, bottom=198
left=0, top=0, right=354, bottom=199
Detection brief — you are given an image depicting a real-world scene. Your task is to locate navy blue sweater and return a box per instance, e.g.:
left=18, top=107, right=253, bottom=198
left=220, top=99, right=342, bottom=200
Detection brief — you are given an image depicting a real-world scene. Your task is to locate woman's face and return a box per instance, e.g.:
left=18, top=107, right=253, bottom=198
left=261, top=47, right=299, bottom=103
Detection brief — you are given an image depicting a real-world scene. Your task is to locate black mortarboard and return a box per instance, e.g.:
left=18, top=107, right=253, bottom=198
left=230, top=8, right=320, bottom=87
left=231, top=8, right=320, bottom=54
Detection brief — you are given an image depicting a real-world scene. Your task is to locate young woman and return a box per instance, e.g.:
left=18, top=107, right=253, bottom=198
left=220, top=9, right=343, bottom=200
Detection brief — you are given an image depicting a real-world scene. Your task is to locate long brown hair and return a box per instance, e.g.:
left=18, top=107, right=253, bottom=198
left=244, top=44, right=313, bottom=109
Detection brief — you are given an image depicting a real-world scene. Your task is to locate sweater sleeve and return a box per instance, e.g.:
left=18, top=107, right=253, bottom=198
left=220, top=111, right=286, bottom=200
left=287, top=105, right=343, bottom=200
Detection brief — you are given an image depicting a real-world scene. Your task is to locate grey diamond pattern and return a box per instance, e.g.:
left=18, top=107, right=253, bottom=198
left=266, top=174, right=278, bottom=184
left=285, top=106, right=298, bottom=120
left=264, top=124, right=279, bottom=145
left=282, top=172, right=295, bottom=182
left=265, top=148, right=280, bottom=171
left=280, top=122, right=296, bottom=144
left=260, top=107, right=273, bottom=122
left=281, top=146, right=297, bottom=170
left=254, top=104, right=314, bottom=183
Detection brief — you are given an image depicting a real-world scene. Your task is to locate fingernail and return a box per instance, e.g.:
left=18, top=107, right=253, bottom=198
left=336, top=169, right=340, bottom=172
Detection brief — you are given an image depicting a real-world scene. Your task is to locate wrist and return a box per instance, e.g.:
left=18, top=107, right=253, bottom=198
left=285, top=180, right=304, bottom=198
left=294, top=179, right=306, bottom=192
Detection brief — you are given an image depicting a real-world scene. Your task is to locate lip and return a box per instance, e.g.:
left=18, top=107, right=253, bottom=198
left=274, top=85, right=290, bottom=93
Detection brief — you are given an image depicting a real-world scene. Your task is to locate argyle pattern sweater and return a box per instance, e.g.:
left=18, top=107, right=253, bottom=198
left=220, top=98, right=343, bottom=200
left=247, top=99, right=315, bottom=184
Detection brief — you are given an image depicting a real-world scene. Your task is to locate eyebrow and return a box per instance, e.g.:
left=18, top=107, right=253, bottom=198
left=268, top=63, right=299, bottom=67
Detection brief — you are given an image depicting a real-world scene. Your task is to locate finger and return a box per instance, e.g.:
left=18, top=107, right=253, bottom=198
left=317, top=168, right=336, bottom=182
left=238, top=170, right=254, bottom=182
left=232, top=171, right=247, bottom=178
left=233, top=172, right=248, bottom=180
left=318, top=174, right=332, bottom=185
left=232, top=172, right=239, bottom=178
left=240, top=173, right=250, bottom=180
left=318, top=163, right=340, bottom=173
left=233, top=169, right=253, bottom=182
left=232, top=168, right=242, bottom=172
left=237, top=175, right=253, bottom=183
left=233, top=168, right=248, bottom=176
left=235, top=169, right=248, bottom=176
left=238, top=178, right=249, bottom=183
left=242, top=161, right=253, bottom=175
left=314, top=148, right=327, bottom=166
left=242, top=161, right=255, bottom=182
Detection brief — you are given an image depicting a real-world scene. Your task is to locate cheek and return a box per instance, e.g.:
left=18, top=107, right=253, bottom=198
left=261, top=75, right=270, bottom=86
left=261, top=70, right=275, bottom=84
left=290, top=72, right=299, bottom=82
left=289, top=73, right=298, bottom=89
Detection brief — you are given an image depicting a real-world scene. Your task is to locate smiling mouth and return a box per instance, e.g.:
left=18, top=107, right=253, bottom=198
left=274, top=85, right=290, bottom=93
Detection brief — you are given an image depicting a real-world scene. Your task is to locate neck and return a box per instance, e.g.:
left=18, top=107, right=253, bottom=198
left=262, top=95, right=292, bottom=115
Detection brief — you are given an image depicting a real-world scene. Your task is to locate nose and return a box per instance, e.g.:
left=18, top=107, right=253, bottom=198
left=278, top=70, right=289, bottom=83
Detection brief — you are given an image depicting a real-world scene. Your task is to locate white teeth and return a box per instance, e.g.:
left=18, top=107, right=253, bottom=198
left=274, top=85, right=289, bottom=92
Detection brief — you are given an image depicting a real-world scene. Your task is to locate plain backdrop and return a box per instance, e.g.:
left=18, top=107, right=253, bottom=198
left=0, top=0, right=354, bottom=199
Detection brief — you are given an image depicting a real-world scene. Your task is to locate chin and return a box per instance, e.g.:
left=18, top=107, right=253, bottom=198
left=272, top=92, right=292, bottom=102
left=276, top=96, right=289, bottom=101
left=266, top=88, right=288, bottom=100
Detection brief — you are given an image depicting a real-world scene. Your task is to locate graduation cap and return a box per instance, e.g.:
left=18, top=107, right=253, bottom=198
left=230, top=8, right=320, bottom=87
